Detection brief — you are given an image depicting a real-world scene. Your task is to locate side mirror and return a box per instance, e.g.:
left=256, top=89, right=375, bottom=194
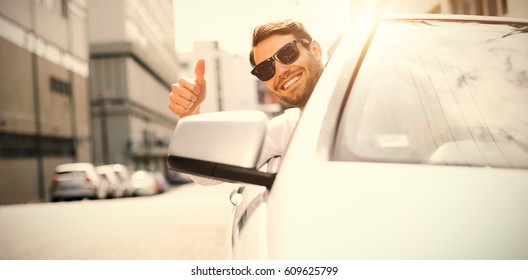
left=167, top=110, right=276, bottom=187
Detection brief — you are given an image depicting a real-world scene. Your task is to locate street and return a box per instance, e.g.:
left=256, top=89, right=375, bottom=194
left=0, top=183, right=236, bottom=259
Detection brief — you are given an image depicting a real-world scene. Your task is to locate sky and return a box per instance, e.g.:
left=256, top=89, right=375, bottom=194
left=172, top=0, right=353, bottom=57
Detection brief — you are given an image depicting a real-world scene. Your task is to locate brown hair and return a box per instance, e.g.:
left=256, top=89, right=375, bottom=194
left=249, top=19, right=313, bottom=67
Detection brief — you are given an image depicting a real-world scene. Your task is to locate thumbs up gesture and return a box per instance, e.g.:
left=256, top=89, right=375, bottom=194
left=169, top=59, right=207, bottom=118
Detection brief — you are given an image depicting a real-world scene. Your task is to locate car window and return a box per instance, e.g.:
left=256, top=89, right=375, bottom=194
left=334, top=19, right=528, bottom=168
left=114, top=171, right=124, bottom=182
left=57, top=171, right=86, bottom=180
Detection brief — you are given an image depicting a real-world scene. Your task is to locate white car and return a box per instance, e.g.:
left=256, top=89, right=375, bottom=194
left=168, top=14, right=528, bottom=259
left=50, top=162, right=108, bottom=201
left=96, top=165, right=127, bottom=198
left=130, top=170, right=159, bottom=196
left=111, top=164, right=134, bottom=197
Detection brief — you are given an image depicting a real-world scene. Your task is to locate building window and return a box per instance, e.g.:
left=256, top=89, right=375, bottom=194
left=475, top=0, right=484, bottom=15
left=450, top=0, right=508, bottom=16
left=429, top=4, right=441, bottom=14
left=0, top=133, right=75, bottom=158
left=61, top=0, right=69, bottom=18
left=50, top=77, right=72, bottom=95
left=501, top=0, right=508, bottom=14
left=44, top=0, right=56, bottom=12
left=487, top=0, right=498, bottom=16
left=450, top=0, right=461, bottom=14
left=463, top=0, right=471, bottom=14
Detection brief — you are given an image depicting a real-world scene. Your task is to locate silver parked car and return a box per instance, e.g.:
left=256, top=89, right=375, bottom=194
left=168, top=14, right=528, bottom=259
left=50, top=163, right=108, bottom=201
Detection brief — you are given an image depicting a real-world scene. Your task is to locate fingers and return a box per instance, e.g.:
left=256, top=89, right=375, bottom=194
left=168, top=92, right=192, bottom=114
left=169, top=79, right=199, bottom=116
left=175, top=77, right=200, bottom=97
left=168, top=98, right=191, bottom=116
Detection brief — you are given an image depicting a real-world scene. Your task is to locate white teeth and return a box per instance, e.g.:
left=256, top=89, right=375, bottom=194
left=283, top=75, right=300, bottom=90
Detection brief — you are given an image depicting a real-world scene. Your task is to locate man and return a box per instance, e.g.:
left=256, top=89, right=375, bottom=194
left=168, top=19, right=325, bottom=183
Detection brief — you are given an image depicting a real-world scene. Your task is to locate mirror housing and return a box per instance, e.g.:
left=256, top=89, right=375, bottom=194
left=167, top=110, right=276, bottom=187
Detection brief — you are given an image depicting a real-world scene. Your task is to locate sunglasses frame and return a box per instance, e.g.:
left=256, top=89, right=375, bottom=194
left=251, top=38, right=311, bottom=81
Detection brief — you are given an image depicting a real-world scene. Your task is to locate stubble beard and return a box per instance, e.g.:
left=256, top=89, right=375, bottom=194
left=276, top=61, right=323, bottom=108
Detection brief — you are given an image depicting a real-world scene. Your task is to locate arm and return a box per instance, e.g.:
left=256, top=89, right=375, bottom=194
left=169, top=59, right=216, bottom=185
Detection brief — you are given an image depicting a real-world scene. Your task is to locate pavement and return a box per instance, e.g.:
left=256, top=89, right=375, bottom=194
left=0, top=183, right=237, bottom=260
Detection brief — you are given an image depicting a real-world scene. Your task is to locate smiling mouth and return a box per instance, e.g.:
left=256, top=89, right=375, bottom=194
left=283, top=75, right=301, bottom=90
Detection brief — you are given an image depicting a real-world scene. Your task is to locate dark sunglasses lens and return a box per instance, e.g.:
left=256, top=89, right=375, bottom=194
left=251, top=41, right=302, bottom=81
left=252, top=60, right=275, bottom=81
left=277, top=42, right=300, bottom=64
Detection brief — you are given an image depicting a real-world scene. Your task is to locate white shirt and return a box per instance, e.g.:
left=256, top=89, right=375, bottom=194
left=190, top=108, right=301, bottom=186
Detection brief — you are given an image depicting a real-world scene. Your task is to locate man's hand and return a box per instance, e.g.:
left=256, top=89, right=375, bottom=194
left=168, top=59, right=206, bottom=118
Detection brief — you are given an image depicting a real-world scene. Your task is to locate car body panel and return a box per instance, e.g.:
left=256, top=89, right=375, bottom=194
left=268, top=161, right=528, bottom=259
left=228, top=184, right=269, bottom=259
left=51, top=184, right=96, bottom=199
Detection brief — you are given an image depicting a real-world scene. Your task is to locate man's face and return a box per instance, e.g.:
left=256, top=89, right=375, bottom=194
left=253, top=34, right=324, bottom=109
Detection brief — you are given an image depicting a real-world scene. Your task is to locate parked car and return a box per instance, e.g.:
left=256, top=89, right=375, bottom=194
left=130, top=170, right=159, bottom=196
left=153, top=171, right=169, bottom=193
left=167, top=170, right=192, bottom=185
left=109, top=164, right=133, bottom=197
left=96, top=173, right=112, bottom=199
left=50, top=163, right=108, bottom=201
left=168, top=14, right=528, bottom=259
left=96, top=165, right=127, bottom=198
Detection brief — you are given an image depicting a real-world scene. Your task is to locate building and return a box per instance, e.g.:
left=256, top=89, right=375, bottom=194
left=350, top=0, right=528, bottom=18
left=0, top=0, right=91, bottom=204
left=87, top=0, right=179, bottom=173
left=0, top=0, right=179, bottom=204
left=444, top=0, right=527, bottom=17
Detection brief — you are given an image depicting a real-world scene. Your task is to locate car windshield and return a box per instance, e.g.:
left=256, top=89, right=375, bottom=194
left=57, top=171, right=86, bottom=180
left=334, top=19, right=528, bottom=168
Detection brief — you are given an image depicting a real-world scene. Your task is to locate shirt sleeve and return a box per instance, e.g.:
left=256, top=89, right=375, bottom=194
left=257, top=108, right=301, bottom=168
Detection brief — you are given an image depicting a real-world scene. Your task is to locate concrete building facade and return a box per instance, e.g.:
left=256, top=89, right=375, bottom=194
left=87, top=0, right=179, bottom=174
left=0, top=0, right=179, bottom=204
left=0, top=0, right=91, bottom=204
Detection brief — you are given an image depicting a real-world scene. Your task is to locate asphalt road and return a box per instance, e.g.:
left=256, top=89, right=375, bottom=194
left=0, top=183, right=237, bottom=260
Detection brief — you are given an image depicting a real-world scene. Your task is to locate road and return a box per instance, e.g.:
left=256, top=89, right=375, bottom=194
left=0, top=183, right=237, bottom=260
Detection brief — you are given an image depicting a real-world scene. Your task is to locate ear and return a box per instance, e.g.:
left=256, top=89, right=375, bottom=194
left=309, top=40, right=323, bottom=61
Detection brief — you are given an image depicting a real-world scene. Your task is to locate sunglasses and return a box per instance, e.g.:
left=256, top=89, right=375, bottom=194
left=251, top=39, right=311, bottom=81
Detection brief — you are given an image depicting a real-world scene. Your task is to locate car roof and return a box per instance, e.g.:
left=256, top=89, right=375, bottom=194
left=96, top=164, right=128, bottom=171
left=55, top=163, right=95, bottom=172
left=95, top=165, right=114, bottom=172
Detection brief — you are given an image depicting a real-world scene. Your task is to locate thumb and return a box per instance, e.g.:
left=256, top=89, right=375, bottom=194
left=195, top=59, right=205, bottom=85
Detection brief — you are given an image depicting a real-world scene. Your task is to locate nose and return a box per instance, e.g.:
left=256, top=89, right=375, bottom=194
left=274, top=62, right=290, bottom=79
